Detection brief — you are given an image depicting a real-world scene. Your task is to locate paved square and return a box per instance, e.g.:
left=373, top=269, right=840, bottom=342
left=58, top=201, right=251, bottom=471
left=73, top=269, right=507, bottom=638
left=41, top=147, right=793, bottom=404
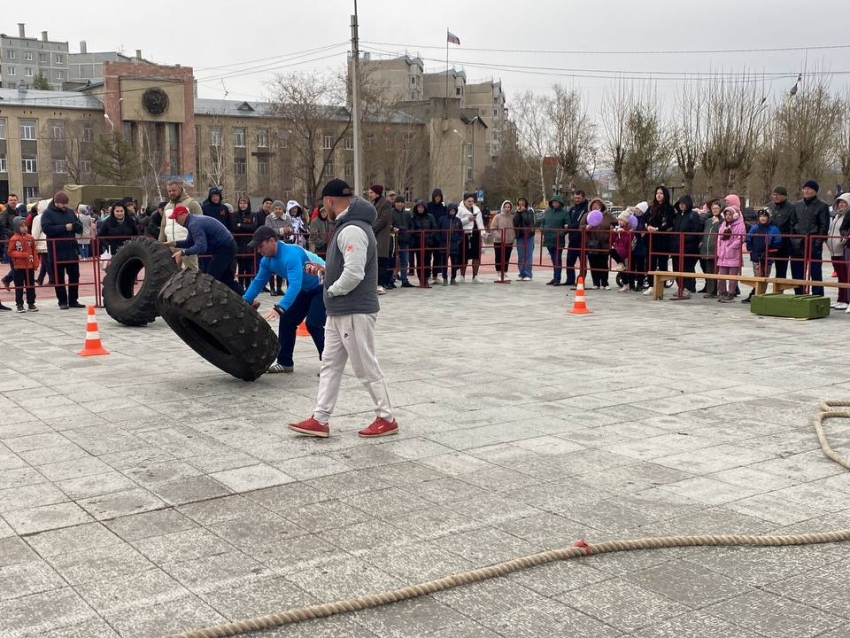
left=2, top=278, right=850, bottom=638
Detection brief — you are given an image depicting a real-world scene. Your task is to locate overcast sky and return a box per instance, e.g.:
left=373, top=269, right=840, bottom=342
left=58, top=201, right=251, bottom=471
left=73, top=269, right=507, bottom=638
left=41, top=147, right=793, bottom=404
left=10, top=0, right=850, bottom=110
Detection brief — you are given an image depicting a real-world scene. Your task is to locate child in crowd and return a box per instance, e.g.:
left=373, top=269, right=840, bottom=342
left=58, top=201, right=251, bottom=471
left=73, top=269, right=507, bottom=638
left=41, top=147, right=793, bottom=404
left=742, top=209, right=781, bottom=304
left=611, top=210, right=633, bottom=292
left=7, top=217, right=39, bottom=313
left=716, top=204, right=746, bottom=303
left=437, top=203, right=465, bottom=285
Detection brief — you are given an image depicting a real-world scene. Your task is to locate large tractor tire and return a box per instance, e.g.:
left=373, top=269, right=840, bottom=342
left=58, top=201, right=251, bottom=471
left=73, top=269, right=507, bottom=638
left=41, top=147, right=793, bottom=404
left=155, top=269, right=279, bottom=381
left=102, top=237, right=179, bottom=326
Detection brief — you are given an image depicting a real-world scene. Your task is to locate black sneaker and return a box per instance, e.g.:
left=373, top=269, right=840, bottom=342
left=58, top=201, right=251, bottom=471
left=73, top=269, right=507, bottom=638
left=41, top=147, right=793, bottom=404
left=27, top=305, right=39, bottom=312
left=0, top=303, right=11, bottom=312
left=401, top=281, right=414, bottom=288
left=68, top=302, right=86, bottom=309
left=16, top=306, right=26, bottom=313
left=59, top=304, right=69, bottom=310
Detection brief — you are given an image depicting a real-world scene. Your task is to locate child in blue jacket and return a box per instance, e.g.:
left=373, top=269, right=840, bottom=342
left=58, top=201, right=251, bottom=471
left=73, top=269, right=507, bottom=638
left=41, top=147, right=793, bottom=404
left=743, top=208, right=781, bottom=303
left=437, top=203, right=465, bottom=285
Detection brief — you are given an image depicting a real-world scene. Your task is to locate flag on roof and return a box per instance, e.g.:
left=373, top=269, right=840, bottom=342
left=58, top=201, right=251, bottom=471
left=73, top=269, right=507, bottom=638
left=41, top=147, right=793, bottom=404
left=447, top=30, right=461, bottom=46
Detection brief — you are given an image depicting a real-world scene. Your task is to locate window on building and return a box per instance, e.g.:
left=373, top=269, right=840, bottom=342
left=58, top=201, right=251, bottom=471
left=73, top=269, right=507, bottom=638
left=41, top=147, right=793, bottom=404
left=51, top=121, right=65, bottom=140
left=344, top=162, right=353, bottom=179
left=325, top=159, right=335, bottom=176
left=52, top=159, right=67, bottom=174
left=494, top=108, right=499, bottom=117
left=258, top=158, right=269, bottom=176
left=20, top=120, right=36, bottom=141
left=344, top=136, right=353, bottom=151
left=466, top=143, right=473, bottom=159
left=55, top=53, right=63, bottom=64
left=7, top=50, right=15, bottom=60
left=22, top=156, right=38, bottom=173
left=403, top=133, right=413, bottom=149
left=25, top=68, right=33, bottom=77
left=24, top=51, right=32, bottom=61
left=466, top=167, right=473, bottom=181
left=55, top=70, right=64, bottom=81
left=278, top=129, right=288, bottom=148
left=81, top=160, right=93, bottom=174
left=233, top=127, right=246, bottom=148
left=23, top=187, right=38, bottom=201
left=209, top=127, right=223, bottom=146
left=409, top=76, right=417, bottom=85
left=455, top=87, right=462, bottom=96
left=365, top=134, right=375, bottom=150
left=7, top=66, right=16, bottom=76
left=82, top=125, right=94, bottom=142
left=322, top=135, right=333, bottom=150
left=234, top=157, right=247, bottom=175
left=38, top=53, right=47, bottom=64
left=0, top=118, right=6, bottom=139
left=0, top=155, right=6, bottom=173
left=257, top=128, right=268, bottom=148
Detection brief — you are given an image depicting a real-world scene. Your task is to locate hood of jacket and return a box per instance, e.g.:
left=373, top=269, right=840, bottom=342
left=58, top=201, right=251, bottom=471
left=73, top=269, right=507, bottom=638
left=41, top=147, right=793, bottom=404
left=676, top=194, right=694, bottom=211
left=837, top=193, right=850, bottom=207
left=548, top=195, right=565, bottom=208
left=207, top=187, right=222, bottom=201
left=338, top=197, right=377, bottom=226
left=413, top=199, right=428, bottom=215
left=723, top=205, right=742, bottom=222
left=431, top=188, right=443, bottom=203
left=286, top=200, right=303, bottom=216
left=725, top=193, right=741, bottom=210
left=588, top=198, right=607, bottom=213
left=499, top=200, right=513, bottom=214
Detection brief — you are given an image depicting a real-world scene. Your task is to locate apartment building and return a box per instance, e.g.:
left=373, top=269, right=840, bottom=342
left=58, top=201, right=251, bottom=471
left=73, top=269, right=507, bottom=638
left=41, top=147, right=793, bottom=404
left=0, top=24, right=69, bottom=90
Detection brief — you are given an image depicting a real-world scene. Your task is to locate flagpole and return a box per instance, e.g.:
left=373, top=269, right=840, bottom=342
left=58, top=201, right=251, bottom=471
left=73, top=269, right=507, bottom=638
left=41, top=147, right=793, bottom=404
left=445, top=27, right=449, bottom=101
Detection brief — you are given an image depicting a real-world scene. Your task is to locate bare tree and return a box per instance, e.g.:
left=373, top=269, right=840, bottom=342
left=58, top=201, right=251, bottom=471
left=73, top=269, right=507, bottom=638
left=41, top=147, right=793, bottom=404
left=839, top=91, right=850, bottom=192
left=479, top=119, right=541, bottom=205
left=197, top=113, right=228, bottom=191
left=63, top=121, right=98, bottom=186
left=601, top=79, right=630, bottom=195
left=267, top=72, right=352, bottom=204
left=775, top=71, right=842, bottom=187
left=138, top=122, right=169, bottom=207
left=703, top=71, right=769, bottom=197
left=512, top=90, right=553, bottom=200
left=754, top=116, right=782, bottom=204
left=673, top=81, right=704, bottom=195
left=90, top=132, right=140, bottom=187
left=620, top=87, right=671, bottom=203
left=548, top=85, right=596, bottom=191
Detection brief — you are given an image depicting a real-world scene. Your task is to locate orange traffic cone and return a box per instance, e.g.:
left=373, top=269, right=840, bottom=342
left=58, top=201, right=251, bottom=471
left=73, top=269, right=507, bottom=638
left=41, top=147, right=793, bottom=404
left=296, top=321, right=310, bottom=337
left=568, top=277, right=593, bottom=315
left=77, top=306, right=109, bottom=357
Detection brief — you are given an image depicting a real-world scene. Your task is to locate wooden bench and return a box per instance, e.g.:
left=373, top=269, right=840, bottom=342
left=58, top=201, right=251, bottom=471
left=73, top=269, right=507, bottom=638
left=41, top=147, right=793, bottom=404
left=647, top=271, right=850, bottom=300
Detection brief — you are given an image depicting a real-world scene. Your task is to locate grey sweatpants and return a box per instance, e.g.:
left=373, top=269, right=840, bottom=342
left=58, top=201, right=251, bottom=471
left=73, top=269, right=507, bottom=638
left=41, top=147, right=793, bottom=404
left=313, top=313, right=394, bottom=424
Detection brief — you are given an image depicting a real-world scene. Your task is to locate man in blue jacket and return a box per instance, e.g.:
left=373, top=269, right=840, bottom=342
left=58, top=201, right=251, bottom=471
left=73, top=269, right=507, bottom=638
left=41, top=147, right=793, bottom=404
left=167, top=205, right=242, bottom=294
left=40, top=191, right=84, bottom=309
left=244, top=226, right=326, bottom=374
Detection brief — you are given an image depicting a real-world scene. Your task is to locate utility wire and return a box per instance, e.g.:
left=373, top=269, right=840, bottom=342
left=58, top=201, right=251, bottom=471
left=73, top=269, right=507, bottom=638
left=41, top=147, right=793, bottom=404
left=195, top=42, right=348, bottom=72
left=362, top=40, right=850, bottom=56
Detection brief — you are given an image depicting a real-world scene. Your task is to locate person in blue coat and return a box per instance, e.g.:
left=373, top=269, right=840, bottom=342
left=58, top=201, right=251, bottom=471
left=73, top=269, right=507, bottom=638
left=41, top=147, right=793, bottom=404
left=167, top=205, right=242, bottom=295
left=243, top=226, right=326, bottom=373
left=742, top=208, right=781, bottom=303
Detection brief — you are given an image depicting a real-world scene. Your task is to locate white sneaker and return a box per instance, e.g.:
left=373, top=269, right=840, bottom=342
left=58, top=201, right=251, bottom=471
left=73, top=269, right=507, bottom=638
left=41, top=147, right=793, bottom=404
left=643, top=287, right=654, bottom=296
left=377, top=286, right=386, bottom=295
left=522, top=277, right=532, bottom=281
left=430, top=277, right=440, bottom=285
left=834, top=302, right=848, bottom=310
left=618, top=285, right=630, bottom=293
left=603, top=285, right=611, bottom=290
left=845, top=305, right=850, bottom=314
left=472, top=276, right=484, bottom=284
left=459, top=276, right=466, bottom=284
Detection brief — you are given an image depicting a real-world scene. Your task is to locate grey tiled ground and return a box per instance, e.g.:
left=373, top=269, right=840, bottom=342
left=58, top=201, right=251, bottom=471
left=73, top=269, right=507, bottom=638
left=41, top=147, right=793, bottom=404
left=2, top=278, right=850, bottom=638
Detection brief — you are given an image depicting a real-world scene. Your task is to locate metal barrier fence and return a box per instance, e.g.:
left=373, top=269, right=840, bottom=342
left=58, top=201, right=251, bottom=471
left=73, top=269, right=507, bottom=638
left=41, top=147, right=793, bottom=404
left=3, top=227, right=842, bottom=306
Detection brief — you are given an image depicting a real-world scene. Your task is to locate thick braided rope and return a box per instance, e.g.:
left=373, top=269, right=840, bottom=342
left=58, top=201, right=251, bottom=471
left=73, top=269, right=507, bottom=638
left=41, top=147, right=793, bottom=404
left=164, top=403, right=850, bottom=638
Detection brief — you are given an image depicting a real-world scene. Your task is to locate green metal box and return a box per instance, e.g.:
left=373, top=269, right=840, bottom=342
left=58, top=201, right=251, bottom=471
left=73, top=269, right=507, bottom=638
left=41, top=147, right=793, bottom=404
left=750, top=294, right=831, bottom=319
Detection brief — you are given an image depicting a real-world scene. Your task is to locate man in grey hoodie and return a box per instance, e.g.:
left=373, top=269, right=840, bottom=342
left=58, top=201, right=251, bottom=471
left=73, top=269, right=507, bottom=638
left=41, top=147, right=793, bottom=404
left=289, top=179, right=398, bottom=439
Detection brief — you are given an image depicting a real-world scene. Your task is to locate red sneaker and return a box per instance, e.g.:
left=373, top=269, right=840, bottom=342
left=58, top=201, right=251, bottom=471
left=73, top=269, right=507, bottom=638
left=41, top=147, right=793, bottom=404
left=358, top=417, right=399, bottom=438
left=288, top=417, right=330, bottom=438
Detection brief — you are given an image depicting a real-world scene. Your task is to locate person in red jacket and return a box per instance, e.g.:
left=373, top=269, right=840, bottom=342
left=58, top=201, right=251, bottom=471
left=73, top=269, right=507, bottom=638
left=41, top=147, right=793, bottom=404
left=7, top=216, right=39, bottom=312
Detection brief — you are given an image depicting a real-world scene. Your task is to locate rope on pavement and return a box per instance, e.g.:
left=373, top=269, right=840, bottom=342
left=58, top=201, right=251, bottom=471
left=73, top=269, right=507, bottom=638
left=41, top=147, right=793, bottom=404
left=164, top=402, right=850, bottom=638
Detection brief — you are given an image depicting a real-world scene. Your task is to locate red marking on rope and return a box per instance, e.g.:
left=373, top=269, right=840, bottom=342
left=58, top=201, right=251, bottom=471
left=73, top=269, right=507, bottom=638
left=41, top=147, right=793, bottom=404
left=573, top=539, right=593, bottom=555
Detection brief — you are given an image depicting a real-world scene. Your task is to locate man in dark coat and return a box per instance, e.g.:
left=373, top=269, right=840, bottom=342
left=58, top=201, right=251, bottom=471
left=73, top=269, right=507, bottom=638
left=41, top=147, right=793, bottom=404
left=791, top=180, right=830, bottom=295
left=202, top=187, right=233, bottom=230
left=367, top=185, right=393, bottom=293
left=768, top=186, right=796, bottom=279
left=671, top=194, right=703, bottom=295
left=40, top=191, right=84, bottom=309
left=564, top=190, right=589, bottom=287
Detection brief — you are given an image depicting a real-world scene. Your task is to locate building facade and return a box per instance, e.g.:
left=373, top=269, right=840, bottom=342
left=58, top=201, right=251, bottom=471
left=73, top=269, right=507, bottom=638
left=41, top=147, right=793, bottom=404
left=0, top=24, right=69, bottom=91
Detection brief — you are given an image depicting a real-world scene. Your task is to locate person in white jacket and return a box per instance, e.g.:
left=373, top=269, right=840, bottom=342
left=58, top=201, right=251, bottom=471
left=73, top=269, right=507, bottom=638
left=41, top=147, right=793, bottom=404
left=30, top=200, right=51, bottom=286
left=458, top=193, right=486, bottom=283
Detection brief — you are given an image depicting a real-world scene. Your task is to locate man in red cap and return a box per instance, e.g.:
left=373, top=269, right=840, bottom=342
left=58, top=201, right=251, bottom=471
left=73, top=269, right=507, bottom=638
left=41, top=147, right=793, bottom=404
left=166, top=205, right=242, bottom=294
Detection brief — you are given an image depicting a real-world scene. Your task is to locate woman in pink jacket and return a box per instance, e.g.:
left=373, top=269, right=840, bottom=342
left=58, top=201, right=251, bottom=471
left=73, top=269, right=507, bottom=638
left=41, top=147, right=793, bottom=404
left=715, top=204, right=746, bottom=303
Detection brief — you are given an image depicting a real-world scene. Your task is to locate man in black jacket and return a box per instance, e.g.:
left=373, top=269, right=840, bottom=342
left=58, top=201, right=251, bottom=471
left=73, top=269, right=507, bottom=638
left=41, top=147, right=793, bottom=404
left=768, top=186, right=796, bottom=279
left=564, top=190, right=589, bottom=287
left=41, top=191, right=84, bottom=309
left=671, top=195, right=702, bottom=296
left=791, top=180, right=830, bottom=295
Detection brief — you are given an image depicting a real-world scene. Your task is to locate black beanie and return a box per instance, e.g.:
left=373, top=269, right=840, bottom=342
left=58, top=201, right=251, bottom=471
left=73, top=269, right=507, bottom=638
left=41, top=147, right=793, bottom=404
left=802, top=180, right=819, bottom=192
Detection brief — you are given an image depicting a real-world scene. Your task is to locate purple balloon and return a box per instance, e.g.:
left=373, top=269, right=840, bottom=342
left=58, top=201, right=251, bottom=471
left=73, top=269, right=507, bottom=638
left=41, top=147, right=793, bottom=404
left=587, top=210, right=603, bottom=227
left=629, top=214, right=639, bottom=229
